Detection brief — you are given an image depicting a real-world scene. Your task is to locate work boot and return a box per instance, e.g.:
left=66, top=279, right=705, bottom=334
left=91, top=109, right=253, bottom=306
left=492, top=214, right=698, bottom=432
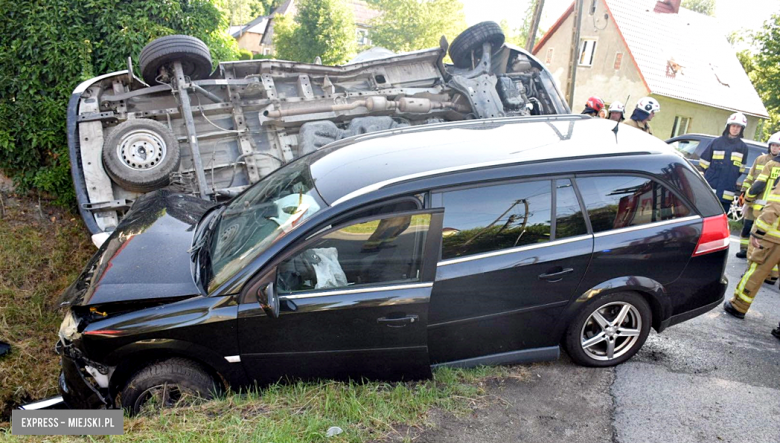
left=772, top=324, right=780, bottom=340
left=723, top=300, right=745, bottom=319
left=765, top=278, right=778, bottom=286
left=736, top=250, right=747, bottom=259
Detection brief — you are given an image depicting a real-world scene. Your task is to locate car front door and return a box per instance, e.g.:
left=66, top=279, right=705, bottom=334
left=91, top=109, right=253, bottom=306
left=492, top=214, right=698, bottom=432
left=237, top=209, right=443, bottom=383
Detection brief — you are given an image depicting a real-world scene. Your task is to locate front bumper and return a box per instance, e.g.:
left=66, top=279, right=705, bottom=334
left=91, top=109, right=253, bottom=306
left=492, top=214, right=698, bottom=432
left=58, top=351, right=110, bottom=409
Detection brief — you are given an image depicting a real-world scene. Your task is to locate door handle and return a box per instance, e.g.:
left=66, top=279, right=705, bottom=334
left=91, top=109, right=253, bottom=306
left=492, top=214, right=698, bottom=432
left=377, top=315, right=418, bottom=328
left=538, top=268, right=574, bottom=282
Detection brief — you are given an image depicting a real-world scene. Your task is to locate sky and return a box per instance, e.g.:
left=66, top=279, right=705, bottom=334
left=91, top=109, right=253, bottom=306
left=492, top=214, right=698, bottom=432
left=461, top=0, right=780, bottom=47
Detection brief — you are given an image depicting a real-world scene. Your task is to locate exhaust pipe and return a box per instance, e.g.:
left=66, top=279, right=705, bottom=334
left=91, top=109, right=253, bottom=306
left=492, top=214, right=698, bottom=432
left=19, top=396, right=66, bottom=410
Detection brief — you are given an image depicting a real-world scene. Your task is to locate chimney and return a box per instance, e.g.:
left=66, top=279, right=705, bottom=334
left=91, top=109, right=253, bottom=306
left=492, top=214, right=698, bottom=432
left=654, top=0, right=681, bottom=14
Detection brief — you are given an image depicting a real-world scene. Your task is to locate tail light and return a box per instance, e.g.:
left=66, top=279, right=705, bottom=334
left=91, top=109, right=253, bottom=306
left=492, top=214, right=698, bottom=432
left=693, top=214, right=730, bottom=256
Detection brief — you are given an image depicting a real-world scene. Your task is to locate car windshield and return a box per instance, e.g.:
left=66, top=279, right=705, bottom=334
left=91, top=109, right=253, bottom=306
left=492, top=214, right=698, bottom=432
left=207, top=158, right=325, bottom=292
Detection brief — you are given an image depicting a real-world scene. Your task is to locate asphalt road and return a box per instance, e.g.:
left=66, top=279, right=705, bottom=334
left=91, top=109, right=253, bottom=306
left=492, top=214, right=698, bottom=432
left=415, top=238, right=780, bottom=443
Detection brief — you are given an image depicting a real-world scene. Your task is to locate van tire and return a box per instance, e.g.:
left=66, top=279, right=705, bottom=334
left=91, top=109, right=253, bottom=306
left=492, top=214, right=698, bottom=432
left=139, top=35, right=212, bottom=85
left=449, top=21, right=505, bottom=69
left=102, top=118, right=180, bottom=192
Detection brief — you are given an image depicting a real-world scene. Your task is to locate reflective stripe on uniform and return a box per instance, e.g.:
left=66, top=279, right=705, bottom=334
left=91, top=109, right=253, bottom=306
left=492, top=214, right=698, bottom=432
left=700, top=159, right=711, bottom=169
left=723, top=190, right=735, bottom=200
left=736, top=262, right=759, bottom=303
left=755, top=218, right=774, bottom=233
left=740, top=238, right=749, bottom=246
left=756, top=174, right=769, bottom=182
left=713, top=150, right=726, bottom=160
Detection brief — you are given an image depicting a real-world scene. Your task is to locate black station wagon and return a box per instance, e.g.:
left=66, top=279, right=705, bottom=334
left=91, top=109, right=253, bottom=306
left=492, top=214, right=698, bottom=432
left=55, top=115, right=730, bottom=413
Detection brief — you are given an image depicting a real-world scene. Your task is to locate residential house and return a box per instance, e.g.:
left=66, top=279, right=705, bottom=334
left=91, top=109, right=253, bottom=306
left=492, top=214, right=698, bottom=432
left=533, top=0, right=768, bottom=139
left=231, top=0, right=381, bottom=57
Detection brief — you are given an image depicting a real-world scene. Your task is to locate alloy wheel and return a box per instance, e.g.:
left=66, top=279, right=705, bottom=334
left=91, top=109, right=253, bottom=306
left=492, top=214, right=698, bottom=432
left=580, top=302, right=643, bottom=361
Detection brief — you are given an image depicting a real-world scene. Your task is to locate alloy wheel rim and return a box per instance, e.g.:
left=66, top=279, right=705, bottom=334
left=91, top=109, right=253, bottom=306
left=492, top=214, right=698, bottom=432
left=134, top=383, right=184, bottom=413
left=580, top=301, right=642, bottom=361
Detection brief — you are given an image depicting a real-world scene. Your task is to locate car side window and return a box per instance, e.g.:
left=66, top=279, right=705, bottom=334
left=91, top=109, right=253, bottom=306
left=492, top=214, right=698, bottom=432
left=439, top=180, right=552, bottom=260
left=555, top=179, right=588, bottom=239
left=576, top=176, right=692, bottom=233
left=674, top=140, right=700, bottom=159
left=276, top=214, right=431, bottom=294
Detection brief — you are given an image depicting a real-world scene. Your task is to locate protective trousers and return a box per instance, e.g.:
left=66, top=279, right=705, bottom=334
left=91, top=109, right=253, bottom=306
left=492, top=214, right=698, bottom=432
left=731, top=239, right=780, bottom=314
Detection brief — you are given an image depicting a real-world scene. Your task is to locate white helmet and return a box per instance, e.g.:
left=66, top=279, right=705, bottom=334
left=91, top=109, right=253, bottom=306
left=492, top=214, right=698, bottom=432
left=608, top=101, right=625, bottom=113
left=636, top=97, right=660, bottom=113
left=726, top=112, right=747, bottom=128
left=768, top=132, right=780, bottom=147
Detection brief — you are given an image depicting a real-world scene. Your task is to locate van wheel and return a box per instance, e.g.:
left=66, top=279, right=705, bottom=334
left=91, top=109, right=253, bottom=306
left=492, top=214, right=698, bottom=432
left=102, top=118, right=180, bottom=192
left=448, top=21, right=505, bottom=69
left=564, top=292, right=651, bottom=367
left=139, top=35, right=212, bottom=85
left=120, top=358, right=216, bottom=415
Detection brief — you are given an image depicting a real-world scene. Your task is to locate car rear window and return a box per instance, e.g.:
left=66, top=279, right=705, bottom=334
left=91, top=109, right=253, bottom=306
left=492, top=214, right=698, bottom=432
left=668, top=166, right=724, bottom=217
left=439, top=180, right=552, bottom=260
left=575, top=175, right=692, bottom=233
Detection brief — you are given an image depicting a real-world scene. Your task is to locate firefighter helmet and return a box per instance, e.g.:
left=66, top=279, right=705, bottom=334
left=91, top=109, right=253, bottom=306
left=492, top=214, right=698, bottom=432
left=726, top=112, right=747, bottom=128
left=768, top=132, right=780, bottom=147
left=608, top=101, right=625, bottom=113
left=586, top=96, right=605, bottom=112
left=636, top=97, right=660, bottom=113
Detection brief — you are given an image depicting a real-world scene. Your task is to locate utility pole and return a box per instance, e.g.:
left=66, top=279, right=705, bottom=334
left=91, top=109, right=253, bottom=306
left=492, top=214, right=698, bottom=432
left=525, top=0, right=546, bottom=52
left=566, top=0, right=585, bottom=108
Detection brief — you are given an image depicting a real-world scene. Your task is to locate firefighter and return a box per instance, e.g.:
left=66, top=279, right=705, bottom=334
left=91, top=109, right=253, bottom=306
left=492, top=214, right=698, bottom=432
left=725, top=159, right=780, bottom=334
left=698, top=112, right=749, bottom=213
left=608, top=101, right=625, bottom=122
left=581, top=96, right=604, bottom=118
left=737, top=133, right=780, bottom=258
left=623, top=97, right=659, bottom=134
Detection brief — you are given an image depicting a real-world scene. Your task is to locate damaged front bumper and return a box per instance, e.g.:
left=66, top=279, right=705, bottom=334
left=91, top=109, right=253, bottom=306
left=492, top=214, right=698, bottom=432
left=56, top=340, right=112, bottom=409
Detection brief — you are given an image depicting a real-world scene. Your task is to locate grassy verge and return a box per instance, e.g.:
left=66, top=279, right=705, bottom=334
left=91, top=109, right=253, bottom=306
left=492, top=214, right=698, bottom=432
left=2, top=365, right=527, bottom=442
left=0, top=193, right=94, bottom=418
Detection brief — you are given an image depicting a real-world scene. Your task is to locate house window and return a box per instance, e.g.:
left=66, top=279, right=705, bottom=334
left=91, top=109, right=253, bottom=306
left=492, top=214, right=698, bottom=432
left=263, top=47, right=272, bottom=55
left=614, top=52, right=623, bottom=70
left=670, top=116, right=692, bottom=138
left=545, top=48, right=554, bottom=65
left=578, top=39, right=597, bottom=66
left=356, top=29, right=370, bottom=46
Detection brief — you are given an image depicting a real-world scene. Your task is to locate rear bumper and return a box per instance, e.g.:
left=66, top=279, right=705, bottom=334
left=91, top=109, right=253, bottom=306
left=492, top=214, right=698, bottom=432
left=659, top=275, right=728, bottom=332
left=59, top=356, right=109, bottom=410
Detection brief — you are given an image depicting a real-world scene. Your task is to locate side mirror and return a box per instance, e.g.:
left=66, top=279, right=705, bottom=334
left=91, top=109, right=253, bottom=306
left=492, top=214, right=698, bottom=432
left=256, top=282, right=280, bottom=318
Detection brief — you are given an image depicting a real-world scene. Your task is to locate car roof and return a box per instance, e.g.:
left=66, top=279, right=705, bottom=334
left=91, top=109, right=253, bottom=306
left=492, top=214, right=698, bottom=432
left=309, top=115, right=677, bottom=206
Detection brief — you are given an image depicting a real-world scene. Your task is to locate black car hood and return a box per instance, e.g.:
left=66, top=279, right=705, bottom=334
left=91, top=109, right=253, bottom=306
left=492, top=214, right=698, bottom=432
left=59, top=191, right=216, bottom=307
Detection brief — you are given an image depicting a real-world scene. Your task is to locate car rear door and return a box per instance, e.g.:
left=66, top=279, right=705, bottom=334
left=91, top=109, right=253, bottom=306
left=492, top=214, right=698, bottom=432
left=427, top=178, right=593, bottom=365
left=237, top=209, right=443, bottom=383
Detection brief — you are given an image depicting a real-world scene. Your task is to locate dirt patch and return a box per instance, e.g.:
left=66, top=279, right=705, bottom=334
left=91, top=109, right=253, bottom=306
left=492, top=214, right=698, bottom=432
left=385, top=358, right=615, bottom=443
left=0, top=192, right=94, bottom=421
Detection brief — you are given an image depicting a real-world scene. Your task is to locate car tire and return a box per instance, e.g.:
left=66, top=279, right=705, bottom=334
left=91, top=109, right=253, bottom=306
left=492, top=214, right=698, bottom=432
left=102, top=118, right=181, bottom=192
left=120, top=358, right=217, bottom=415
left=564, top=292, right=651, bottom=367
left=139, top=35, right=212, bottom=85
left=448, top=21, right=506, bottom=69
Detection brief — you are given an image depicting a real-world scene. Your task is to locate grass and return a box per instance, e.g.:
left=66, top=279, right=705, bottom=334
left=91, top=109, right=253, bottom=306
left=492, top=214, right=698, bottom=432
left=0, top=193, right=94, bottom=419
left=0, top=192, right=531, bottom=440
left=2, top=366, right=527, bottom=442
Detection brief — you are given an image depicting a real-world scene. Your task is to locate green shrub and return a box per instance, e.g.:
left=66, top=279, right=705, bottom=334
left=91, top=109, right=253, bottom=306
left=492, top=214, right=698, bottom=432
left=0, top=0, right=238, bottom=206
left=238, top=48, right=254, bottom=60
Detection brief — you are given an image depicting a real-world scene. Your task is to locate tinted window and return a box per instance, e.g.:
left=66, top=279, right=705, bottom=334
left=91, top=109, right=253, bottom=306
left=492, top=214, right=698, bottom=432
left=440, top=181, right=552, bottom=260
left=277, top=214, right=430, bottom=293
left=576, top=176, right=691, bottom=233
left=555, top=179, right=588, bottom=238
left=671, top=166, right=723, bottom=217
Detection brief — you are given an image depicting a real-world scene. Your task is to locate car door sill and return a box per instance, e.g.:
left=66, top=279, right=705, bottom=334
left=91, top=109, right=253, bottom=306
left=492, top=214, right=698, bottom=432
left=431, top=346, right=560, bottom=369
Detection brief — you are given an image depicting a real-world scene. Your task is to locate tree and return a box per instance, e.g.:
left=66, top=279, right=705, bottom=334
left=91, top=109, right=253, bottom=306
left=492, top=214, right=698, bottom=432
left=500, top=1, right=545, bottom=48
left=0, top=0, right=237, bottom=205
left=682, top=0, right=715, bottom=16
left=273, top=0, right=356, bottom=65
left=751, top=13, right=780, bottom=139
left=367, top=0, right=468, bottom=53
left=216, top=0, right=283, bottom=26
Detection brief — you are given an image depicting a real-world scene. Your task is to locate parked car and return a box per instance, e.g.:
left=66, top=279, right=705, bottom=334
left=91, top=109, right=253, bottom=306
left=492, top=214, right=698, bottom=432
left=56, top=116, right=730, bottom=413
left=667, top=133, right=768, bottom=220
left=67, top=22, right=569, bottom=246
